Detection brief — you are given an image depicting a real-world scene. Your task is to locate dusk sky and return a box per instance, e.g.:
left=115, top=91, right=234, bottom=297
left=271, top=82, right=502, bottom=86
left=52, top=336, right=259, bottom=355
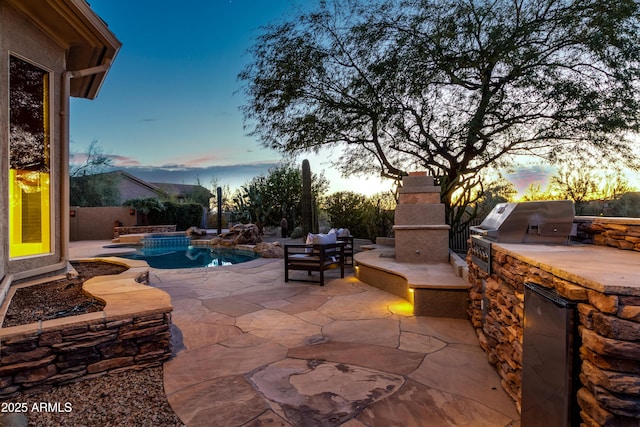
left=69, top=0, right=393, bottom=194
left=69, top=0, right=604, bottom=199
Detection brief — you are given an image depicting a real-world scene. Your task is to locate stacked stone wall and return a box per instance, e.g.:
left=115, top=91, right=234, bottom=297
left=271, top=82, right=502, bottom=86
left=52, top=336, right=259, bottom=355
left=0, top=311, right=172, bottom=398
left=113, top=225, right=177, bottom=239
left=468, top=247, right=640, bottom=425
left=467, top=251, right=529, bottom=410
left=574, top=217, right=640, bottom=252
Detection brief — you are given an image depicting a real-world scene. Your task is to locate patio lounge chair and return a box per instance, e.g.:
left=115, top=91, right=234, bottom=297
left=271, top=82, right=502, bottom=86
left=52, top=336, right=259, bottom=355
left=337, top=235, right=354, bottom=266
left=284, top=234, right=345, bottom=286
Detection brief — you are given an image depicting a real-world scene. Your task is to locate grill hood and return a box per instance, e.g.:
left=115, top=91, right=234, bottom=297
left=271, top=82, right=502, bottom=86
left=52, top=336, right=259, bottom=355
left=470, top=200, right=575, bottom=244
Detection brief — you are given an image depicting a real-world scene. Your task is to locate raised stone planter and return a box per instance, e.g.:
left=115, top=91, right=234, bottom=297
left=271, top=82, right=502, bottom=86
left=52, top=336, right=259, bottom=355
left=0, top=258, right=173, bottom=398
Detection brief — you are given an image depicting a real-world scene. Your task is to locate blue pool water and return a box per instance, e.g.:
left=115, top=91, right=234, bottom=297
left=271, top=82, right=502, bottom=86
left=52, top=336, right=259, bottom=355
left=119, top=246, right=260, bottom=269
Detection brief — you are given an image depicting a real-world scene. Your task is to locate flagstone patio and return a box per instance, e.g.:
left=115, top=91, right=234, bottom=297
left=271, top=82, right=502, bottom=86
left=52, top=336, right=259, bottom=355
left=69, top=240, right=519, bottom=426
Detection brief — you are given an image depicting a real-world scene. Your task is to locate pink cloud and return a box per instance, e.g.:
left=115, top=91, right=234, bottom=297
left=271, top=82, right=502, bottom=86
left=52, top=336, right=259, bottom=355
left=180, top=154, right=222, bottom=167
left=69, top=152, right=141, bottom=167
left=69, top=153, right=88, bottom=164
left=505, top=165, right=555, bottom=193
left=157, top=153, right=230, bottom=168
left=110, top=154, right=142, bottom=166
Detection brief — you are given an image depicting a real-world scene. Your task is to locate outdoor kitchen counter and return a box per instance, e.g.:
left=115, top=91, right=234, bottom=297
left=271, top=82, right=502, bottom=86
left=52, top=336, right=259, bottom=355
left=493, top=242, right=640, bottom=296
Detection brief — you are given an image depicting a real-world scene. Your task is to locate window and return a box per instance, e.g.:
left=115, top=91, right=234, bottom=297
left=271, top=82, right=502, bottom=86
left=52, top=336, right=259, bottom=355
left=9, top=55, right=51, bottom=257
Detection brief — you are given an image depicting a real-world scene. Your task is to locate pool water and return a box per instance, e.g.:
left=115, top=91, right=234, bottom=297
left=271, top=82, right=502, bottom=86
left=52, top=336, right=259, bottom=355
left=119, top=246, right=260, bottom=269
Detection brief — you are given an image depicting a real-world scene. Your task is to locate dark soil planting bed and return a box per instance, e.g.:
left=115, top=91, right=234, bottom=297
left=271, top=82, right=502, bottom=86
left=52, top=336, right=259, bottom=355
left=2, top=261, right=127, bottom=328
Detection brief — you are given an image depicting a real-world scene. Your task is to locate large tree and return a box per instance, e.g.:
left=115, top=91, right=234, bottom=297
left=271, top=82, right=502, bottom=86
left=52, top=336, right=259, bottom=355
left=69, top=141, right=120, bottom=206
left=240, top=0, right=640, bottom=231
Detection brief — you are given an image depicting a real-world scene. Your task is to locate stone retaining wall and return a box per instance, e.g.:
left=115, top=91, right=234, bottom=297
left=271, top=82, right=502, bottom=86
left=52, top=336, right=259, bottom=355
left=113, top=225, right=177, bottom=239
left=0, top=311, right=172, bottom=398
left=0, top=259, right=173, bottom=398
left=468, top=247, right=640, bottom=426
left=574, top=216, right=640, bottom=252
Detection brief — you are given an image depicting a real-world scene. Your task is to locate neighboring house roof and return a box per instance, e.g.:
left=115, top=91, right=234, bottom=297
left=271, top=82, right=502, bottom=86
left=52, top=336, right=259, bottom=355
left=120, top=171, right=168, bottom=198
left=84, top=170, right=213, bottom=204
left=9, top=0, right=121, bottom=99
left=150, top=182, right=214, bottom=200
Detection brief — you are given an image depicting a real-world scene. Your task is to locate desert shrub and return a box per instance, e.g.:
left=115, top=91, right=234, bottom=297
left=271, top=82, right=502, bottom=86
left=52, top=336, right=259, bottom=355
left=325, top=191, right=396, bottom=242
left=147, top=201, right=204, bottom=230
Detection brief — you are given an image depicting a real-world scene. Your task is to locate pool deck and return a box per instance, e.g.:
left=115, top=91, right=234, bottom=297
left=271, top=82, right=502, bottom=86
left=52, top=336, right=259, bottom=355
left=69, top=239, right=520, bottom=427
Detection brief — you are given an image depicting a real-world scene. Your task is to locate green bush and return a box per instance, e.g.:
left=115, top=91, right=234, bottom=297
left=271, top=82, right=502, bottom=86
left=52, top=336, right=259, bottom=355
left=147, top=201, right=204, bottom=231
left=325, top=191, right=396, bottom=242
left=290, top=226, right=304, bottom=239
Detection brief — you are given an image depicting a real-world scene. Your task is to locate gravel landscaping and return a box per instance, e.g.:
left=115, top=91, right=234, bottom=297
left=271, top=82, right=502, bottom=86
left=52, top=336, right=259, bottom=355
left=1, top=366, right=184, bottom=426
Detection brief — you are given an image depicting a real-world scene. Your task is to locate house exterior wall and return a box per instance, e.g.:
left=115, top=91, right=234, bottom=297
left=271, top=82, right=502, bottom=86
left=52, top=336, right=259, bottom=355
left=0, top=2, right=65, bottom=280
left=117, top=178, right=163, bottom=204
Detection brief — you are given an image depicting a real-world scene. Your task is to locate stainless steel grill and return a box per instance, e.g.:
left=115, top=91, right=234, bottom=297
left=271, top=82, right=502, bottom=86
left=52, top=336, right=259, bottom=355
left=470, top=200, right=575, bottom=244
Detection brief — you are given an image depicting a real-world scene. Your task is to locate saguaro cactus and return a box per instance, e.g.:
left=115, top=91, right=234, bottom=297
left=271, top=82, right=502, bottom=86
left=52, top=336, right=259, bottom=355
left=301, top=159, right=313, bottom=238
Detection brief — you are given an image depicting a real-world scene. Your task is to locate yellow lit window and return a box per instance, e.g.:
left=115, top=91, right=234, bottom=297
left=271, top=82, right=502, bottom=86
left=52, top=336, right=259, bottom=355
left=9, top=56, right=51, bottom=257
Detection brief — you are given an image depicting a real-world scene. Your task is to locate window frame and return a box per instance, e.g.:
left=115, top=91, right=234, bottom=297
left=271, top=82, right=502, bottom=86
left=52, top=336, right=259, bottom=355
left=8, top=52, right=55, bottom=260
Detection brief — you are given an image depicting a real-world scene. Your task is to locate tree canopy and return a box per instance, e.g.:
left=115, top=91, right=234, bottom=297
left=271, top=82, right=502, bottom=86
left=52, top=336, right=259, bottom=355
left=231, top=162, right=329, bottom=227
left=69, top=141, right=120, bottom=207
left=240, top=0, right=640, bottom=231
left=325, top=191, right=396, bottom=241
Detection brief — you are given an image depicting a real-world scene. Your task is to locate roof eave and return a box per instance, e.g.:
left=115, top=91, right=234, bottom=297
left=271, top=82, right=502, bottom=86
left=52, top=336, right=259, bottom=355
left=9, top=0, right=121, bottom=99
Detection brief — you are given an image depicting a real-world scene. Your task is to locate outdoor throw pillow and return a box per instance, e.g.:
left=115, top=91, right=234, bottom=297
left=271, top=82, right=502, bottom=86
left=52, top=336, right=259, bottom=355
left=305, top=233, right=338, bottom=256
left=309, top=233, right=337, bottom=245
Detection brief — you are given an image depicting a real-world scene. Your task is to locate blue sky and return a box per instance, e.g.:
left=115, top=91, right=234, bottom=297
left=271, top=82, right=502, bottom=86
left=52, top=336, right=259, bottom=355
left=70, top=0, right=391, bottom=194
left=70, top=1, right=559, bottom=196
left=70, top=1, right=640, bottom=199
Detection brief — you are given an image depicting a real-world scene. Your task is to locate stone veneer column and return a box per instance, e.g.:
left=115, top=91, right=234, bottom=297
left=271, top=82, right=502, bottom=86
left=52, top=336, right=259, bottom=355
left=393, top=173, right=450, bottom=263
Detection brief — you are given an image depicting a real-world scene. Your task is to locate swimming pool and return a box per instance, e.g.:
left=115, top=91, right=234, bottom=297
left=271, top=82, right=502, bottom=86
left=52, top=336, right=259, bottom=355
left=116, top=246, right=261, bottom=269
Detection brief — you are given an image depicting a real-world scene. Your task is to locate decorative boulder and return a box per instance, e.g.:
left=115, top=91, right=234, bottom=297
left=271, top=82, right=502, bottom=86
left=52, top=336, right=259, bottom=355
left=219, top=239, right=234, bottom=246
left=253, top=242, right=284, bottom=258
left=208, top=236, right=223, bottom=246
left=228, top=223, right=263, bottom=245
left=186, top=226, right=207, bottom=237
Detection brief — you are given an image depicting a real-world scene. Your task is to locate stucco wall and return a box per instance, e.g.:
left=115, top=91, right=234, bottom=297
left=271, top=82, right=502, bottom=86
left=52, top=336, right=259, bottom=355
left=69, top=207, right=137, bottom=241
left=0, top=3, right=65, bottom=279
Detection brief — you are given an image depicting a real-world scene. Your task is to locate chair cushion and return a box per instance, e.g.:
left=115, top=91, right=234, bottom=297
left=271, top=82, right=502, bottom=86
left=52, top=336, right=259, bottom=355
left=306, top=233, right=337, bottom=245
left=338, top=228, right=351, bottom=237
